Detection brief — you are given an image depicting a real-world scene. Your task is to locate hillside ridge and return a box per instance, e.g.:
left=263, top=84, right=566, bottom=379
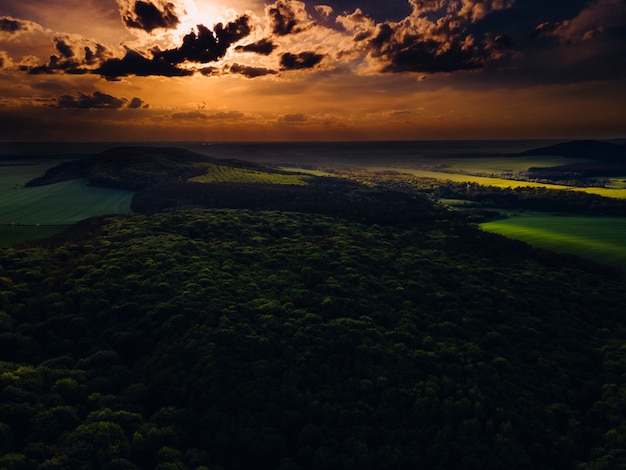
left=519, top=139, right=626, bottom=160
left=25, top=146, right=291, bottom=190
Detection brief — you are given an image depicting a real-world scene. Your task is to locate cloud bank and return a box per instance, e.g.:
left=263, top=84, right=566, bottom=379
left=10, top=0, right=530, bottom=79
left=56, top=91, right=147, bottom=109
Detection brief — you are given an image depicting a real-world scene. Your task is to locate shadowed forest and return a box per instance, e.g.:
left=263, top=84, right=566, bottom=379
left=1, top=142, right=625, bottom=469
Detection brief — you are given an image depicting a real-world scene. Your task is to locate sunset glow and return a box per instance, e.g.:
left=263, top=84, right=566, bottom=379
left=1, top=0, right=624, bottom=141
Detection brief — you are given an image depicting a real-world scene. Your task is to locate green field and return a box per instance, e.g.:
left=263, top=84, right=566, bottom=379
left=0, top=163, right=134, bottom=244
left=480, top=214, right=626, bottom=268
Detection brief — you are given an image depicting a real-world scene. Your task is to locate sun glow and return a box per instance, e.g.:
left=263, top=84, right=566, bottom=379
left=177, top=0, right=231, bottom=33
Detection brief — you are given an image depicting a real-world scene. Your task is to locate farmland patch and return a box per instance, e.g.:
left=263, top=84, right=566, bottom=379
left=480, top=214, right=626, bottom=268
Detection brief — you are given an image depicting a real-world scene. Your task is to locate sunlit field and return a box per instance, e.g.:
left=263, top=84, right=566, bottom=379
left=369, top=167, right=626, bottom=199
left=0, top=163, right=134, bottom=244
left=480, top=214, right=626, bottom=268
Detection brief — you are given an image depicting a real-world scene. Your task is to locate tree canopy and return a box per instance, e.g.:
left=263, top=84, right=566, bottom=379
left=0, top=207, right=625, bottom=469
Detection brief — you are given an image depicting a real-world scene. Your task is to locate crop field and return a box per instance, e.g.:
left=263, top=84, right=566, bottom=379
left=369, top=167, right=575, bottom=188
left=0, top=179, right=134, bottom=225
left=277, top=166, right=334, bottom=177
left=1, top=164, right=134, bottom=244
left=480, top=214, right=626, bottom=268
left=190, top=163, right=310, bottom=185
left=368, top=166, right=626, bottom=199
left=0, top=162, right=52, bottom=188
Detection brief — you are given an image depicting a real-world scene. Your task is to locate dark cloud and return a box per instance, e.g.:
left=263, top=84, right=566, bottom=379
left=531, top=22, right=562, bottom=38
left=0, top=16, right=41, bottom=38
left=153, top=16, right=251, bottom=64
left=358, top=1, right=528, bottom=74
left=369, top=22, right=392, bottom=50
left=0, top=16, right=25, bottom=33
left=54, top=38, right=74, bottom=59
left=379, top=44, right=483, bottom=74
left=199, top=66, right=219, bottom=76
left=230, top=63, right=277, bottom=78
left=28, top=55, right=88, bottom=75
left=23, top=37, right=109, bottom=75
left=121, top=1, right=180, bottom=32
left=490, top=34, right=515, bottom=50
left=128, top=97, right=145, bottom=108
left=279, top=113, right=307, bottom=122
left=172, top=110, right=244, bottom=120
left=211, top=111, right=245, bottom=120
left=95, top=49, right=192, bottom=79
left=367, top=24, right=484, bottom=73
left=83, top=45, right=108, bottom=65
left=172, top=110, right=208, bottom=119
left=85, top=47, right=95, bottom=63
left=236, top=38, right=277, bottom=56
left=56, top=91, right=127, bottom=109
left=268, top=1, right=303, bottom=36
left=280, top=51, right=324, bottom=70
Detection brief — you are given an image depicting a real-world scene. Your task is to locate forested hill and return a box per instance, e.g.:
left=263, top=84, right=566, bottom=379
left=25, top=146, right=299, bottom=190
left=23, top=145, right=445, bottom=226
left=519, top=140, right=626, bottom=161
left=1, top=208, right=626, bottom=469
left=517, top=140, right=626, bottom=181
left=3, top=144, right=626, bottom=468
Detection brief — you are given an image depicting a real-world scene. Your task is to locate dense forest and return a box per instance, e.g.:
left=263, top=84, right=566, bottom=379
left=1, top=146, right=626, bottom=469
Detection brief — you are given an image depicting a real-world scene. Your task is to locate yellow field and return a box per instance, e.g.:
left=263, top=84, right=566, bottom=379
left=368, top=167, right=626, bottom=199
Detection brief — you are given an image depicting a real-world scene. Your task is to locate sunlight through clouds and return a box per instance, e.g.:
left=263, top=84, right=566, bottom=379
left=0, top=0, right=624, bottom=141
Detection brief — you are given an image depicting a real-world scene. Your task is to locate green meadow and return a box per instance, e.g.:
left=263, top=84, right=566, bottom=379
left=0, top=162, right=134, bottom=244
left=480, top=214, right=626, bottom=268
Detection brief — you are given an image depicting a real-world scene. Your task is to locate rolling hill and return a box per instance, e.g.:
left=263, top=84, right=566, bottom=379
left=25, top=146, right=307, bottom=190
left=1, top=144, right=626, bottom=468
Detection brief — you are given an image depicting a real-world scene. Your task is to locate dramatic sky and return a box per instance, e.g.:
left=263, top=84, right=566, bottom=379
left=1, top=0, right=625, bottom=141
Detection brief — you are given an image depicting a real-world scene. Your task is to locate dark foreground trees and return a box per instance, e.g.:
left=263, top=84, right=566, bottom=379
left=0, top=208, right=625, bottom=469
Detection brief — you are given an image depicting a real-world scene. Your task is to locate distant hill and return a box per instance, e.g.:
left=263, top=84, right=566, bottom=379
left=22, top=145, right=442, bottom=226
left=25, top=146, right=304, bottom=190
left=518, top=140, right=626, bottom=182
left=519, top=139, right=626, bottom=160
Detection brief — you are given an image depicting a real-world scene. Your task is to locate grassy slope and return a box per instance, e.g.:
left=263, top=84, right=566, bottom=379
left=1, top=164, right=135, bottom=245
left=0, top=180, right=134, bottom=225
left=26, top=146, right=309, bottom=190
left=4, top=148, right=308, bottom=244
left=190, top=163, right=310, bottom=185
left=480, top=214, right=626, bottom=268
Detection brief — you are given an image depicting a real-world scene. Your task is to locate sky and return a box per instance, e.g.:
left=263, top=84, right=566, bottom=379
left=0, top=0, right=625, bottom=142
